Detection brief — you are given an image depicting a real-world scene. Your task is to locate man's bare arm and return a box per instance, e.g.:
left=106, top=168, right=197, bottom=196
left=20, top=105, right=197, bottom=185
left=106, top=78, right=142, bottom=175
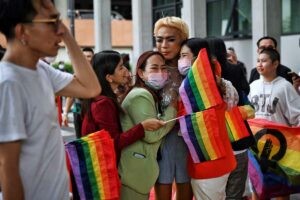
left=0, top=141, right=24, bottom=200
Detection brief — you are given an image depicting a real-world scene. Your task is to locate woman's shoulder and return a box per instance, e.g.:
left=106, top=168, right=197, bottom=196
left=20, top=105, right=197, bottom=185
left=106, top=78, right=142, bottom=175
left=126, top=87, right=153, bottom=99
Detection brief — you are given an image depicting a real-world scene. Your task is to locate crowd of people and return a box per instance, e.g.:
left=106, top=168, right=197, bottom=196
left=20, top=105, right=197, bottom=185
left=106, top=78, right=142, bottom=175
left=0, top=0, right=300, bottom=200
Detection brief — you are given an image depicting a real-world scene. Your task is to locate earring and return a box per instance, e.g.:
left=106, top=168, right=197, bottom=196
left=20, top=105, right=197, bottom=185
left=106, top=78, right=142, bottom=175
left=20, top=39, right=27, bottom=46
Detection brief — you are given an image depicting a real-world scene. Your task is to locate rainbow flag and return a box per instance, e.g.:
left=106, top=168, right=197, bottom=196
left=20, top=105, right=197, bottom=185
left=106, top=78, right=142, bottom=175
left=225, top=106, right=251, bottom=142
left=179, top=48, right=223, bottom=113
left=179, top=109, right=226, bottom=163
left=248, top=119, right=300, bottom=199
left=65, top=130, right=120, bottom=200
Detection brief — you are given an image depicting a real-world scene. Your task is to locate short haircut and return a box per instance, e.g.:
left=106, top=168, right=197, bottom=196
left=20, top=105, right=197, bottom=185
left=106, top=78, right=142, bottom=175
left=227, top=47, right=235, bottom=52
left=82, top=47, right=94, bottom=54
left=154, top=16, right=189, bottom=41
left=256, top=36, right=277, bottom=48
left=260, top=48, right=280, bottom=62
left=0, top=0, right=37, bottom=39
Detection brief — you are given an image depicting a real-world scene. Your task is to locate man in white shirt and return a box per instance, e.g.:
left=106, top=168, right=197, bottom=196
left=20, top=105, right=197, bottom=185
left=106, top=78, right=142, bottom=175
left=0, top=0, right=101, bottom=199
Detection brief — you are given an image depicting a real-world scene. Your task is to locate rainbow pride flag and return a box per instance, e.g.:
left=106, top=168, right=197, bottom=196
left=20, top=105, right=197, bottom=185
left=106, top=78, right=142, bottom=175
left=179, top=48, right=223, bottom=113
left=248, top=119, right=300, bottom=199
left=65, top=130, right=120, bottom=200
left=225, top=106, right=251, bottom=142
left=179, top=109, right=226, bottom=163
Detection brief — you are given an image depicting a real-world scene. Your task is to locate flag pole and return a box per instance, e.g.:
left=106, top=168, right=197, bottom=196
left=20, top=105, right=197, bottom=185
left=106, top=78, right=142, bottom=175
left=164, top=116, right=183, bottom=124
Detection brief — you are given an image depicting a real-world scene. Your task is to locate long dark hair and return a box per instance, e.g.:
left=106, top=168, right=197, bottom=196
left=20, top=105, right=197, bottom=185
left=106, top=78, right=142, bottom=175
left=82, top=50, right=122, bottom=121
left=181, top=38, right=223, bottom=95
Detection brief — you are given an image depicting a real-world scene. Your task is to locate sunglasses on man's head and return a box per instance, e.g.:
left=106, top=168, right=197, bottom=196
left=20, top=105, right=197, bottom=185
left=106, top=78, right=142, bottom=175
left=24, top=16, right=62, bottom=32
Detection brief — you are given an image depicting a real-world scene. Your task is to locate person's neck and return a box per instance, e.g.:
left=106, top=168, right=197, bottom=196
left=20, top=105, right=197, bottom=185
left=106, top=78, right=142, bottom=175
left=3, top=43, right=39, bottom=70
left=263, top=73, right=277, bottom=83
left=110, top=82, right=119, bottom=93
left=166, top=58, right=178, bottom=67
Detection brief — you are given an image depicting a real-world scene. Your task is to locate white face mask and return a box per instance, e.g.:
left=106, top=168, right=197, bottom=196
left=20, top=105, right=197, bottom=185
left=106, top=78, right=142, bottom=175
left=178, top=58, right=192, bottom=76
left=58, top=64, right=64, bottom=70
left=145, top=72, right=168, bottom=90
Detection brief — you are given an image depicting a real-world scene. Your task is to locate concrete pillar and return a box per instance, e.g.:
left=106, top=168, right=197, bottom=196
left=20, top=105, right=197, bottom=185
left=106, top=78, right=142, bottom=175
left=131, top=0, right=153, bottom=72
left=94, top=0, right=112, bottom=52
left=251, top=0, right=281, bottom=66
left=54, top=0, right=68, bottom=19
left=182, top=0, right=207, bottom=38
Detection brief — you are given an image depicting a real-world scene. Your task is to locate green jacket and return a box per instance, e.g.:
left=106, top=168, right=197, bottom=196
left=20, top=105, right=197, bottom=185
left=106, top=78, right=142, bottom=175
left=118, top=87, right=177, bottom=194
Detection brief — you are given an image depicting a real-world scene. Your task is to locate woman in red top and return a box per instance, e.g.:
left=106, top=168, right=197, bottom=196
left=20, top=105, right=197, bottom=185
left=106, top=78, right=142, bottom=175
left=81, top=50, right=165, bottom=163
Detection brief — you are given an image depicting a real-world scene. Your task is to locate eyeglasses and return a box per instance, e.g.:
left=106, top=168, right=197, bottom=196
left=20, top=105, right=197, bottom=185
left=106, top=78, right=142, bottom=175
left=24, top=17, right=61, bottom=32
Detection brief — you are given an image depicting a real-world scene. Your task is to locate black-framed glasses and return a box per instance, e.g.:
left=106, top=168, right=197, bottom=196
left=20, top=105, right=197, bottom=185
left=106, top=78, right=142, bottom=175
left=24, top=17, right=61, bottom=32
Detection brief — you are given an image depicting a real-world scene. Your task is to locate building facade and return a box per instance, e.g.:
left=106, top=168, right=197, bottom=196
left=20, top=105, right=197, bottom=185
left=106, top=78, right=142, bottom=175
left=52, top=0, right=300, bottom=75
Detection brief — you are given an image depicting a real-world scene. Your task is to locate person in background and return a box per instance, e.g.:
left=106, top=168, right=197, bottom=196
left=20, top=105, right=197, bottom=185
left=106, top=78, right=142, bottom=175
left=153, top=16, right=194, bottom=200
left=62, top=47, right=94, bottom=138
left=248, top=48, right=300, bottom=200
left=115, top=53, right=132, bottom=102
left=289, top=71, right=300, bottom=95
left=81, top=50, right=164, bottom=163
left=0, top=1, right=101, bottom=199
left=118, top=51, right=177, bottom=200
left=82, top=47, right=94, bottom=62
left=227, top=47, right=247, bottom=78
left=249, top=36, right=292, bottom=84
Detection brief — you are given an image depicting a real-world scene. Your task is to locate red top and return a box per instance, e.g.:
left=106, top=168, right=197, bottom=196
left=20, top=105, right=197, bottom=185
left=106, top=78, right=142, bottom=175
left=81, top=95, right=145, bottom=163
left=187, top=103, right=237, bottom=179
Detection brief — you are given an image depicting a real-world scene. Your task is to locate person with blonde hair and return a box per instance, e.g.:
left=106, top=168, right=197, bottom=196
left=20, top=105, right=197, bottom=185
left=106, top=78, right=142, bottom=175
left=153, top=16, right=193, bottom=200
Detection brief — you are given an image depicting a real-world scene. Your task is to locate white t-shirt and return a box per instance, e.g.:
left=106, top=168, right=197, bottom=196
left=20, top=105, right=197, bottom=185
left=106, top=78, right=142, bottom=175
left=0, top=60, right=73, bottom=200
left=249, top=76, right=300, bottom=126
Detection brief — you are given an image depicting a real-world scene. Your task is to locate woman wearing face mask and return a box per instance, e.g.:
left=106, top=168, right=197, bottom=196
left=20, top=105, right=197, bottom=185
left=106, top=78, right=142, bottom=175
left=153, top=16, right=194, bottom=200
left=118, top=51, right=177, bottom=200
left=81, top=50, right=165, bottom=164
left=178, top=38, right=238, bottom=200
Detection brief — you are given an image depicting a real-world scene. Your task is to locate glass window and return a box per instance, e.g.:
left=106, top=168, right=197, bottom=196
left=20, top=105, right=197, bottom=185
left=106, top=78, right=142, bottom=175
left=153, top=0, right=182, bottom=23
left=282, top=0, right=300, bottom=34
left=207, top=0, right=252, bottom=38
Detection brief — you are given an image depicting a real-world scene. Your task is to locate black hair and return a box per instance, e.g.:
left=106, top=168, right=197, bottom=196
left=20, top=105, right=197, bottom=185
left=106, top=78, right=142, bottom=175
left=0, top=44, right=5, bottom=60
left=207, top=37, right=228, bottom=70
left=82, top=50, right=122, bottom=121
left=121, top=53, right=131, bottom=71
left=256, top=36, right=277, bottom=48
left=0, top=0, right=37, bottom=40
left=227, top=47, right=235, bottom=52
left=260, top=48, right=280, bottom=63
left=181, top=38, right=213, bottom=60
left=82, top=47, right=94, bottom=55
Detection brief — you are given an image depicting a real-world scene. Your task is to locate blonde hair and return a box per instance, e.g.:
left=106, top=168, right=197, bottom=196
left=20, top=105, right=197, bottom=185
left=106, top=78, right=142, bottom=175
left=154, top=16, right=189, bottom=41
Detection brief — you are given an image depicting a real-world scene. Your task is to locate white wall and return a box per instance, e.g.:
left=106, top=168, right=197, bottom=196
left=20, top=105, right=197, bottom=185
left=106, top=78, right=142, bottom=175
left=281, top=35, right=300, bottom=73
left=54, top=47, right=133, bottom=67
left=225, top=39, right=253, bottom=80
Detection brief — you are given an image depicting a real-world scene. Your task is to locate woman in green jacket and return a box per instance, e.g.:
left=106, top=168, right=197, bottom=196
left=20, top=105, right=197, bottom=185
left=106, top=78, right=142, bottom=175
left=118, top=51, right=177, bottom=200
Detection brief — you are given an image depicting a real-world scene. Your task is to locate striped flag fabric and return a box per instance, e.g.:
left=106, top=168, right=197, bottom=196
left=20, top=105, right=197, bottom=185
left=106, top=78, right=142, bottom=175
left=179, top=109, right=226, bottom=163
left=248, top=119, right=300, bottom=199
left=179, top=48, right=223, bottom=113
left=65, top=130, right=120, bottom=200
left=225, top=106, right=251, bottom=142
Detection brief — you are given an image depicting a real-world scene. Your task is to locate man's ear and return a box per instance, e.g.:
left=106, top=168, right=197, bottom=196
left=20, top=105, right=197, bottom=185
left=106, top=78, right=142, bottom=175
left=273, top=60, right=279, bottom=69
left=14, top=24, right=28, bottom=45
